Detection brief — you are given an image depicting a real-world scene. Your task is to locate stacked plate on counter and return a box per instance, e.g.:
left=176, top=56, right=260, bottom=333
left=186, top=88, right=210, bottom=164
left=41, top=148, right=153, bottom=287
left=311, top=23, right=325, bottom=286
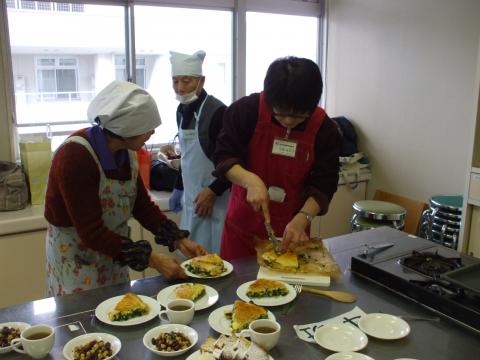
left=420, top=195, right=463, bottom=249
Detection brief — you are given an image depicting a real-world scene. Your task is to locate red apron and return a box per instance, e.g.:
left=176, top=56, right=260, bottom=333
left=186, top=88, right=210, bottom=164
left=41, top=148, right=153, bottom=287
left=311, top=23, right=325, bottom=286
left=220, top=92, right=325, bottom=260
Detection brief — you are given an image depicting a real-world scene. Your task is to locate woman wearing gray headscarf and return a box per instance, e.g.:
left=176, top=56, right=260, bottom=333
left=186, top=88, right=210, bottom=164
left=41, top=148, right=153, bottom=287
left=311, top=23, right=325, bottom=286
left=45, top=80, right=206, bottom=296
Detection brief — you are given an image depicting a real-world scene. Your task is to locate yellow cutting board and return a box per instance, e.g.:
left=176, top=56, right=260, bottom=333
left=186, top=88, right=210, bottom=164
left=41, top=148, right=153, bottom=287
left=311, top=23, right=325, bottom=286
left=257, top=266, right=330, bottom=287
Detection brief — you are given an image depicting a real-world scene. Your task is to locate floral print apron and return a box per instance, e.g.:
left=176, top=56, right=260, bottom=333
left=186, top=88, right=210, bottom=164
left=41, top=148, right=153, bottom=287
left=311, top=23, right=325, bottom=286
left=46, top=136, right=137, bottom=296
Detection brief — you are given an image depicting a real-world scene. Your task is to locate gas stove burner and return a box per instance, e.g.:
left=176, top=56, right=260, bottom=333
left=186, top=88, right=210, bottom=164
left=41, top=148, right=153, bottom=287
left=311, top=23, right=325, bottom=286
left=400, top=250, right=463, bottom=278
left=410, top=279, right=461, bottom=297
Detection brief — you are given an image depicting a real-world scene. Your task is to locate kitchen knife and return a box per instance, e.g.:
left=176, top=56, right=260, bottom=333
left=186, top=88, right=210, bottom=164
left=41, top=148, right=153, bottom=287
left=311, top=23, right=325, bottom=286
left=265, top=222, right=281, bottom=253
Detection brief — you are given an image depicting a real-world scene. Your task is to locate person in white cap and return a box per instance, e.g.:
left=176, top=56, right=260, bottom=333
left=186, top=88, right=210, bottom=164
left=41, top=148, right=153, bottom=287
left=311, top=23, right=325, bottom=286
left=45, top=80, right=207, bottom=296
left=169, top=50, right=230, bottom=253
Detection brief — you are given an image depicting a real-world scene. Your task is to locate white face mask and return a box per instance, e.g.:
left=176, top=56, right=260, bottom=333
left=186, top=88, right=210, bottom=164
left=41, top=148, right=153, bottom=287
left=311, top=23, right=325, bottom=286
left=176, top=91, right=198, bottom=104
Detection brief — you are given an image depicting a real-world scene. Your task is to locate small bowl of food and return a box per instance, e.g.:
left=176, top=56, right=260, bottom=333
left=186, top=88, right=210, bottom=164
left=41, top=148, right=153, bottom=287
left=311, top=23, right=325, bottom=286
left=0, top=322, right=30, bottom=354
left=143, top=324, right=198, bottom=357
left=62, top=333, right=121, bottom=360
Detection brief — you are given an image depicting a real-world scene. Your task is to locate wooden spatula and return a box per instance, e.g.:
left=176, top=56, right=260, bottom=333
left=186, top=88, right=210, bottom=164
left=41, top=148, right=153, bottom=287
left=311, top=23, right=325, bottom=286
left=302, top=286, right=356, bottom=303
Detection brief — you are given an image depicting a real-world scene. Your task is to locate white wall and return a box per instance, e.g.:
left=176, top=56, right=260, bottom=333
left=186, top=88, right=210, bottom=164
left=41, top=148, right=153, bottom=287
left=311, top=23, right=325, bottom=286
left=326, top=0, right=480, bottom=202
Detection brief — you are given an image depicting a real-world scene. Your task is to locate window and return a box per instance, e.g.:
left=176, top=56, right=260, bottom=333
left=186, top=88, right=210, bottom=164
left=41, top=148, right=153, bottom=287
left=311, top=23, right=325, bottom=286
left=4, top=0, right=323, bottom=151
left=56, top=3, right=70, bottom=12
left=115, top=56, right=146, bottom=89
left=36, top=57, right=79, bottom=101
left=37, top=2, right=51, bottom=11
left=7, top=2, right=125, bottom=149
left=245, top=12, right=319, bottom=95
left=134, top=5, right=233, bottom=144
left=20, top=1, right=35, bottom=10
left=71, top=4, right=84, bottom=12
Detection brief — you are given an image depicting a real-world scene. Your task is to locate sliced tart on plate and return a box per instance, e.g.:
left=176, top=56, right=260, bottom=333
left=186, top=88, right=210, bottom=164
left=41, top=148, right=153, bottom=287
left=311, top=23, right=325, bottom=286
left=175, top=283, right=206, bottom=301
left=225, top=300, right=268, bottom=333
left=246, top=279, right=289, bottom=298
left=108, top=292, right=150, bottom=321
left=186, top=254, right=226, bottom=277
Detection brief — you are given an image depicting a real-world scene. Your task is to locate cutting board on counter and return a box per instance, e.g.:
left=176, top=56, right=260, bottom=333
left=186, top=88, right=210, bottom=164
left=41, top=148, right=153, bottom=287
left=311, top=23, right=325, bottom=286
left=257, top=266, right=330, bottom=287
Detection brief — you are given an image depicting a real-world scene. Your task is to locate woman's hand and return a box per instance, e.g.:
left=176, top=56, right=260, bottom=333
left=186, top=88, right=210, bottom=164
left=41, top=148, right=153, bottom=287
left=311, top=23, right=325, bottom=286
left=225, top=165, right=271, bottom=222
left=281, top=214, right=310, bottom=252
left=194, top=187, right=216, bottom=217
left=148, top=252, right=187, bottom=279
left=175, top=238, right=208, bottom=258
left=245, top=174, right=271, bottom=222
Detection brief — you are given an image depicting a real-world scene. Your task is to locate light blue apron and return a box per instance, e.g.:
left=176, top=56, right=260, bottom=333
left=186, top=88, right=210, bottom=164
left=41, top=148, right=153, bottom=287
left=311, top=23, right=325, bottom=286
left=46, top=136, right=137, bottom=296
left=179, top=96, right=229, bottom=253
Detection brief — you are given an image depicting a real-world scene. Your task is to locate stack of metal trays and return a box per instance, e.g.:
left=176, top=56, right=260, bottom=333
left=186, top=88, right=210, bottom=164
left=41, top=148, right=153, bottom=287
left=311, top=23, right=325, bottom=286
left=421, top=195, right=462, bottom=249
left=351, top=200, right=406, bottom=232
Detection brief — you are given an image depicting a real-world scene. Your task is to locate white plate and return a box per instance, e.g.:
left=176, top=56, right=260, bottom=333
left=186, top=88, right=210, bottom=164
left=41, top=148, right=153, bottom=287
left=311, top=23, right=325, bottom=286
left=143, top=324, right=198, bottom=357
left=157, top=283, right=219, bottom=311
left=358, top=313, right=410, bottom=340
left=236, top=280, right=296, bottom=306
left=62, top=332, right=121, bottom=360
left=326, top=352, right=375, bottom=360
left=314, top=323, right=368, bottom=353
left=186, top=350, right=274, bottom=360
left=181, top=259, right=233, bottom=278
left=0, top=322, right=30, bottom=354
left=207, top=304, right=276, bottom=336
left=95, top=294, right=160, bottom=326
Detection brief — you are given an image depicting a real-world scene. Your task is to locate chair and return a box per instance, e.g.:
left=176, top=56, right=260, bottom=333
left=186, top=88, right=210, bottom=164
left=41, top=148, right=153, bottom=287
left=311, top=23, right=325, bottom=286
left=373, top=190, right=428, bottom=236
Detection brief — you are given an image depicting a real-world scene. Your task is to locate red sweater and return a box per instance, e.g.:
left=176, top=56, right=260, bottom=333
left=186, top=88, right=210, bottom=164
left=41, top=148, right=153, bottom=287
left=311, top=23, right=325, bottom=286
left=44, top=129, right=166, bottom=259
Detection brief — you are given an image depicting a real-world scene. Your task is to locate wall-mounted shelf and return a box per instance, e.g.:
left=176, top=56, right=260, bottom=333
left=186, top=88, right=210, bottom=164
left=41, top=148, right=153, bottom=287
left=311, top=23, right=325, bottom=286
left=471, top=167, right=480, bottom=174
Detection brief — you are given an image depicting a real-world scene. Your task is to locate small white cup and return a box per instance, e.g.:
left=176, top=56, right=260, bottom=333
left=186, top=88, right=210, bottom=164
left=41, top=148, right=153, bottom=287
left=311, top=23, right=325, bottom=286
left=11, top=324, right=55, bottom=359
left=241, top=319, right=281, bottom=351
left=159, top=299, right=195, bottom=325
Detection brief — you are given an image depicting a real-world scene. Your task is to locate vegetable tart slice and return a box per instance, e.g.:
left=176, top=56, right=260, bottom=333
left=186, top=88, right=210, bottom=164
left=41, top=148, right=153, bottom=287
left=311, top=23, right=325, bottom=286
left=108, top=292, right=149, bottom=321
left=228, top=300, right=268, bottom=333
left=247, top=278, right=289, bottom=298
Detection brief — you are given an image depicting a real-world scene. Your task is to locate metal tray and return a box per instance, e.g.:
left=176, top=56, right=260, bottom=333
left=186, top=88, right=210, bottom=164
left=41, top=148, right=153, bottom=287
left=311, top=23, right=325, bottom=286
left=441, top=262, right=480, bottom=296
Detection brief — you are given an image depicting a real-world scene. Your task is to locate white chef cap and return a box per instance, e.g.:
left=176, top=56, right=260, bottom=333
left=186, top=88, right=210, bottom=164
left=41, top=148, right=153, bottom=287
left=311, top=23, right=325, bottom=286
left=87, top=80, right=161, bottom=138
left=170, top=50, right=206, bottom=77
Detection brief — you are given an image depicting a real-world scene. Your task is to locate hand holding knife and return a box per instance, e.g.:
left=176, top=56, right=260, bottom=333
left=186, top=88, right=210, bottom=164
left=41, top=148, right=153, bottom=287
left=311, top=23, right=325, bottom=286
left=265, top=222, right=281, bottom=254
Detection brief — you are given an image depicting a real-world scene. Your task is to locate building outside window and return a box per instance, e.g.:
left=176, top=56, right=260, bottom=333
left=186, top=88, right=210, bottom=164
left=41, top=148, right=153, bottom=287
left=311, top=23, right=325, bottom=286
left=115, top=56, right=146, bottom=89
left=36, top=57, right=79, bottom=101
left=246, top=12, right=319, bottom=95
left=20, top=1, right=35, bottom=10
left=36, top=2, right=51, bottom=11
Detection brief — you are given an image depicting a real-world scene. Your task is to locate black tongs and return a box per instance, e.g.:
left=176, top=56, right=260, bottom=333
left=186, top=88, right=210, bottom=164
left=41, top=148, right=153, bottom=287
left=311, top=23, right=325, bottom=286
left=265, top=223, right=281, bottom=254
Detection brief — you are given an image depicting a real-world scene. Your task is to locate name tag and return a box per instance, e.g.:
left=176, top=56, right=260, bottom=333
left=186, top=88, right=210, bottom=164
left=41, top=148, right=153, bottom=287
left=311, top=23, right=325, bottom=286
left=182, top=129, right=197, bottom=140
left=272, top=138, right=297, bottom=158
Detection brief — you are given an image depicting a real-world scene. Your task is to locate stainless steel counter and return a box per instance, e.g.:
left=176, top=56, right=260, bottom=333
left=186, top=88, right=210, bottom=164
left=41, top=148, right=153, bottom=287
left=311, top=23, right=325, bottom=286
left=1, top=227, right=478, bottom=359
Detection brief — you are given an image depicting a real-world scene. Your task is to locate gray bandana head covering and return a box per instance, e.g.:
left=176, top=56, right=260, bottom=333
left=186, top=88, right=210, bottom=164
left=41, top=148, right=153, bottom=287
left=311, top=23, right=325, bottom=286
left=87, top=80, right=161, bottom=137
left=170, top=50, right=206, bottom=77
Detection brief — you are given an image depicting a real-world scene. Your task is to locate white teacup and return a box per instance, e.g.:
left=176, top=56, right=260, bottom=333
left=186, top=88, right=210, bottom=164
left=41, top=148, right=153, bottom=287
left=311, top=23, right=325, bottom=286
left=241, top=319, right=281, bottom=351
left=159, top=299, right=195, bottom=325
left=11, top=324, right=55, bottom=359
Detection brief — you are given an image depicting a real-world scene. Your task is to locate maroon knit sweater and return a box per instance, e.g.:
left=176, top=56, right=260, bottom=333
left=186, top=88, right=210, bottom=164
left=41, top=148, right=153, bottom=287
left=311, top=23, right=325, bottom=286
left=44, top=129, right=166, bottom=259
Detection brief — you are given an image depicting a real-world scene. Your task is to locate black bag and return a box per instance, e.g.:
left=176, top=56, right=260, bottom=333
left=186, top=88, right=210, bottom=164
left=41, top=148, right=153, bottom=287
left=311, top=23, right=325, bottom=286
left=331, top=116, right=358, bottom=157
left=0, top=161, right=29, bottom=211
left=150, top=160, right=179, bottom=191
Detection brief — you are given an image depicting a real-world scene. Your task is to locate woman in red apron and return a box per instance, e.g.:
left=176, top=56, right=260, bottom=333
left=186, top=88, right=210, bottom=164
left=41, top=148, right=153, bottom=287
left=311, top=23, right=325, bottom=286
left=213, top=57, right=341, bottom=260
